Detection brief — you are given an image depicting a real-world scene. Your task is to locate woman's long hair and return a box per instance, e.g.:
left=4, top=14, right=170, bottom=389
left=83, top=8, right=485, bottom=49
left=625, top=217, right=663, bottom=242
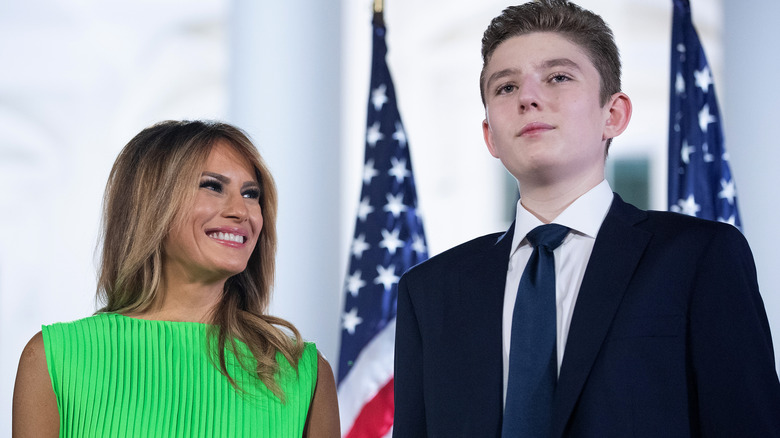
left=97, top=120, right=303, bottom=397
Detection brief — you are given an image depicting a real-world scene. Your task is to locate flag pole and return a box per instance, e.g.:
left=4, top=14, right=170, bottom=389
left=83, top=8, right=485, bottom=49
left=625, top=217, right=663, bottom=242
left=373, top=0, right=384, bottom=27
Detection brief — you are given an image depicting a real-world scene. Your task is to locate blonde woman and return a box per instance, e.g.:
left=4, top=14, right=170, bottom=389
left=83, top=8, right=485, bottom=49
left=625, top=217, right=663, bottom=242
left=13, top=120, right=339, bottom=437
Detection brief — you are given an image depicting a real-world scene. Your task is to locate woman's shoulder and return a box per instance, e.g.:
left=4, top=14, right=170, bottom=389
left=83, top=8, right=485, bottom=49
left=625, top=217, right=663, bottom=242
left=18, top=331, right=46, bottom=365
left=314, top=350, right=334, bottom=388
left=13, top=331, right=60, bottom=436
left=303, top=342, right=329, bottom=380
left=302, top=344, right=336, bottom=397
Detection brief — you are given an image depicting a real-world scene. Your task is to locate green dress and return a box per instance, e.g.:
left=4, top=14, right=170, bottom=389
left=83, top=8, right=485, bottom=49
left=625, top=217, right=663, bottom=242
left=42, top=313, right=317, bottom=437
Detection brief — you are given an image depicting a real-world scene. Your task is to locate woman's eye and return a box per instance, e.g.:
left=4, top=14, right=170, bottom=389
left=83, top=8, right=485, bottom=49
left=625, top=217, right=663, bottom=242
left=200, top=180, right=223, bottom=193
left=243, top=188, right=261, bottom=200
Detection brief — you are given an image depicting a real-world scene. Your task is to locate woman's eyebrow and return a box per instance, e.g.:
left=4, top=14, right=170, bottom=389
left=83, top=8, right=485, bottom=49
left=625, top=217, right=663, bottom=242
left=202, top=171, right=230, bottom=183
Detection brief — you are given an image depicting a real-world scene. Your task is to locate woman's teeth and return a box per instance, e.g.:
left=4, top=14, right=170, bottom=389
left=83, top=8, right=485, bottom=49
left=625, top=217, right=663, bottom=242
left=209, top=232, right=244, bottom=243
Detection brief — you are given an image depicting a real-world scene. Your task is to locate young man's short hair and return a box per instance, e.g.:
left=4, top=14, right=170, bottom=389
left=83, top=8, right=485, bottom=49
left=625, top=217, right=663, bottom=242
left=479, top=0, right=621, bottom=107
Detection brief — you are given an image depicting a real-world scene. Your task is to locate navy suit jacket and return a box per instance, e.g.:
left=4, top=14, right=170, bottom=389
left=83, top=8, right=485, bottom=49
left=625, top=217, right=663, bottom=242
left=394, top=195, right=780, bottom=437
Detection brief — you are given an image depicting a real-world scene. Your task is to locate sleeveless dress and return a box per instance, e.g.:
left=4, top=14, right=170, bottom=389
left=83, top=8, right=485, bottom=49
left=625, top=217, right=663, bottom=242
left=42, top=313, right=317, bottom=437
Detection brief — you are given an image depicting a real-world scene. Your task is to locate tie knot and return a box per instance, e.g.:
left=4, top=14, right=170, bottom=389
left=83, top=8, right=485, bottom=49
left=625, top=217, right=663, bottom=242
left=526, top=224, right=569, bottom=251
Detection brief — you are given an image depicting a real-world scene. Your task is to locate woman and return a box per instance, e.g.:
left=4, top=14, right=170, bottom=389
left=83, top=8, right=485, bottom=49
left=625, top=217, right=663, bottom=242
left=12, top=120, right=340, bottom=437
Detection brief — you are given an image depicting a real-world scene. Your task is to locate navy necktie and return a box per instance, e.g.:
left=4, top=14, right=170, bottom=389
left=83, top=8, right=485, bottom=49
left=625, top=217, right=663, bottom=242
left=502, top=224, right=569, bottom=438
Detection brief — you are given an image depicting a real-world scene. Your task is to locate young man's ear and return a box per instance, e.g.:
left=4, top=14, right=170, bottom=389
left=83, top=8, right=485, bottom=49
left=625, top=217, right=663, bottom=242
left=483, top=118, right=500, bottom=159
left=602, top=92, right=632, bottom=141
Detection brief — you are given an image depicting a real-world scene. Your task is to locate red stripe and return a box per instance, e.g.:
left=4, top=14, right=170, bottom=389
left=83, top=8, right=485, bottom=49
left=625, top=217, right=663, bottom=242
left=344, top=378, right=394, bottom=438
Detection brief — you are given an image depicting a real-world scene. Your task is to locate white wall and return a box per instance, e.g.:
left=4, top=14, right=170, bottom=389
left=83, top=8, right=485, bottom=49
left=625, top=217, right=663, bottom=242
left=0, top=1, right=229, bottom=430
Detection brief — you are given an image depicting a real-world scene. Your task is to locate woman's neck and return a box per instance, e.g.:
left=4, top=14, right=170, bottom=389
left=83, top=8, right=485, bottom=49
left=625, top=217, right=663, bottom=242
left=128, top=274, right=226, bottom=324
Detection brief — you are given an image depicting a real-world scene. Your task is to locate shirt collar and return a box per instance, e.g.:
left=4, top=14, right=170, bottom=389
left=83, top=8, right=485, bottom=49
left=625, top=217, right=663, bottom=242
left=510, top=180, right=614, bottom=256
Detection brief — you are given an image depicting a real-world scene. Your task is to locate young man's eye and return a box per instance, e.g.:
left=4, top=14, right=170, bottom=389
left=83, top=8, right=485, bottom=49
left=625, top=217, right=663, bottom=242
left=200, top=179, right=223, bottom=193
left=497, top=84, right=516, bottom=95
left=550, top=74, right=571, bottom=83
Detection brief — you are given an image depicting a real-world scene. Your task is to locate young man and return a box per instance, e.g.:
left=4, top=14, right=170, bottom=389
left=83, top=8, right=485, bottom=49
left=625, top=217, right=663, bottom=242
left=393, top=1, right=780, bottom=437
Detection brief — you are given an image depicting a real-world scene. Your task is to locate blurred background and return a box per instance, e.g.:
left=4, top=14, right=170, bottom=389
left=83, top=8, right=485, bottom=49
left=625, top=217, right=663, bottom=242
left=2, top=0, right=779, bottom=431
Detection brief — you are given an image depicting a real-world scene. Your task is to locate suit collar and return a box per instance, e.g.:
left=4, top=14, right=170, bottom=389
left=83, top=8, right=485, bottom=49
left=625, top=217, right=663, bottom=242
left=551, top=194, right=650, bottom=437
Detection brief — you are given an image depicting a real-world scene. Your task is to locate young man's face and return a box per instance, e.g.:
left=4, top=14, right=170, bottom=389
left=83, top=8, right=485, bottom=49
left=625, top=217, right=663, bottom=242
left=482, top=32, right=624, bottom=190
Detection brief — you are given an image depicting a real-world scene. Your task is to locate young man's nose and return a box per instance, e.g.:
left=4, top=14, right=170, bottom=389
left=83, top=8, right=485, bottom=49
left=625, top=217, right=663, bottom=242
left=516, top=83, right=541, bottom=112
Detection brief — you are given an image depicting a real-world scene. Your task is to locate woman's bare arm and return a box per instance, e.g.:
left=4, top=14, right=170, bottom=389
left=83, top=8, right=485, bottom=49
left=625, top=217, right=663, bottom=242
left=12, top=331, right=59, bottom=438
left=304, top=353, right=340, bottom=437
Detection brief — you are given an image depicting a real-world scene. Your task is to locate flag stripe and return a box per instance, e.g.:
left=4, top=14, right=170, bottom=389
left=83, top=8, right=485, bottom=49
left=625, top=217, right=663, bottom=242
left=338, top=318, right=395, bottom=432
left=344, top=379, right=394, bottom=438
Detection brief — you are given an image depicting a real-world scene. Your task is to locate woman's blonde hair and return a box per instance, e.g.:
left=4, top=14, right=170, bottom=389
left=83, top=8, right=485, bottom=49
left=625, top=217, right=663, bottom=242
left=97, top=120, right=303, bottom=397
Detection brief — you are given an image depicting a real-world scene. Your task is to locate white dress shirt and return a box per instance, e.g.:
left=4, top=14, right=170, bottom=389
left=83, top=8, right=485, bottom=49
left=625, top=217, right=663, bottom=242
left=502, top=180, right=614, bottom=405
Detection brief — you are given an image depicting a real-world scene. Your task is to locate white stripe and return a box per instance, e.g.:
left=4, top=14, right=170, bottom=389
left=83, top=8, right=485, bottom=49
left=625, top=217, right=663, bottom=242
left=337, top=318, right=396, bottom=435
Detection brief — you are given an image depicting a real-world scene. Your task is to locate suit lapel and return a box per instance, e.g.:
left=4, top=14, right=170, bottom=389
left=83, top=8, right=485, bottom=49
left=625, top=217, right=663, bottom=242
left=551, top=195, right=651, bottom=437
left=459, top=223, right=514, bottom=433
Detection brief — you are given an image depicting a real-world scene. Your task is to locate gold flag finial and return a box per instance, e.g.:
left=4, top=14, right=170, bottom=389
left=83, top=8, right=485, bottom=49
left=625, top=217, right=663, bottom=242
left=373, top=0, right=385, bottom=27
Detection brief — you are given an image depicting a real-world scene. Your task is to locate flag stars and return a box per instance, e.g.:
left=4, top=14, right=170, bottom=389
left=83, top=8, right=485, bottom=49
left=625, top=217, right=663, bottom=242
left=718, top=179, right=737, bottom=204
left=389, top=157, right=410, bottom=183
left=694, top=66, right=713, bottom=93
left=342, top=307, right=363, bottom=335
left=668, top=6, right=742, bottom=230
left=718, top=214, right=737, bottom=226
left=339, top=22, right=431, bottom=384
left=367, top=122, right=384, bottom=147
left=673, top=111, right=682, bottom=132
left=412, top=234, right=427, bottom=256
left=675, top=72, right=685, bottom=95
left=357, top=197, right=374, bottom=222
left=702, top=143, right=714, bottom=162
left=384, top=193, right=408, bottom=218
left=393, top=122, right=407, bottom=148
left=352, top=233, right=371, bottom=259
left=698, top=104, right=716, bottom=134
left=374, top=264, right=400, bottom=291
left=363, top=159, right=379, bottom=185
left=345, top=271, right=367, bottom=297
left=676, top=194, right=701, bottom=217
left=380, top=228, right=405, bottom=255
left=371, top=84, right=388, bottom=111
left=681, top=139, right=695, bottom=165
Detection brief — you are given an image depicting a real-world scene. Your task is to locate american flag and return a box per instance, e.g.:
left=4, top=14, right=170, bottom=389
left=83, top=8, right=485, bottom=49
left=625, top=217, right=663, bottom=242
left=668, top=0, right=741, bottom=228
left=336, top=13, right=428, bottom=438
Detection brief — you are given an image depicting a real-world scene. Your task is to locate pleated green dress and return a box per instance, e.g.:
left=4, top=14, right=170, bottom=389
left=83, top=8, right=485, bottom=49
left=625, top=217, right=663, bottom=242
left=42, top=313, right=317, bottom=437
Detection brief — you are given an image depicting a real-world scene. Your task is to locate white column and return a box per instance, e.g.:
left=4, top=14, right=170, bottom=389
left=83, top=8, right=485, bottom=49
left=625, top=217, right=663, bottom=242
left=228, top=0, right=343, bottom=362
left=724, top=0, right=780, bottom=371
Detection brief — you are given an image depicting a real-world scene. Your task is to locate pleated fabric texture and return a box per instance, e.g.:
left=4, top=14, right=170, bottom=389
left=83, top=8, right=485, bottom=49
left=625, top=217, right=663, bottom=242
left=42, top=313, right=317, bottom=438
